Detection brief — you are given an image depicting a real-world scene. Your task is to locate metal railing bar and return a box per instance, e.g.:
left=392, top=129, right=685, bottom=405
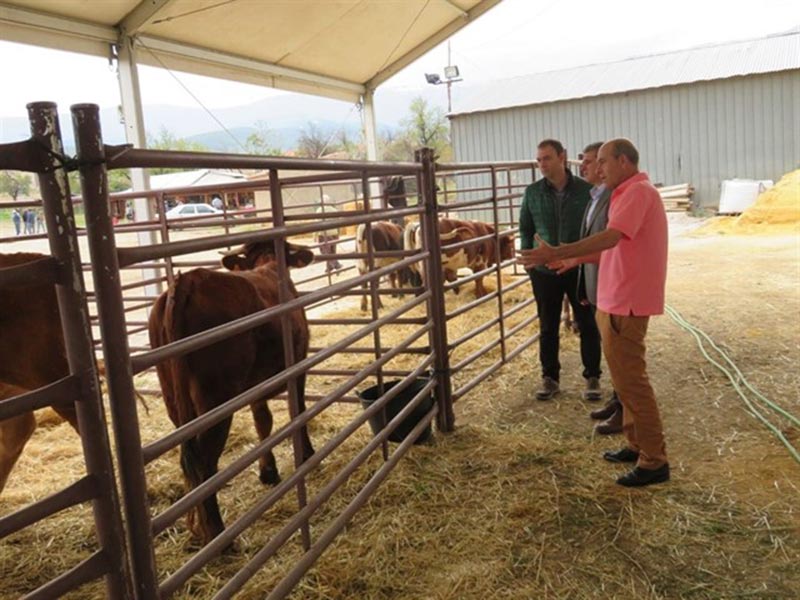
left=436, top=160, right=539, bottom=171
left=307, top=346, right=429, bottom=355
left=451, top=338, right=502, bottom=374
left=258, top=394, right=437, bottom=600
left=141, top=293, right=430, bottom=463
left=0, top=374, right=82, bottom=421
left=157, top=353, right=434, bottom=596
left=452, top=358, right=504, bottom=401
left=131, top=255, right=426, bottom=374
left=150, top=326, right=431, bottom=536
left=0, top=475, right=96, bottom=538
left=22, top=550, right=109, bottom=600
left=105, top=145, right=422, bottom=174
left=446, top=290, right=499, bottom=320
left=116, top=207, right=422, bottom=268
left=306, top=317, right=426, bottom=326
left=448, top=316, right=499, bottom=350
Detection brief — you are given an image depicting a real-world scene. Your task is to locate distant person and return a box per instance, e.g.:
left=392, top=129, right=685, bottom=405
left=519, top=139, right=603, bottom=402
left=22, top=209, right=35, bottom=235
left=35, top=209, right=45, bottom=233
left=211, top=196, right=224, bottom=210
left=519, top=138, right=670, bottom=487
left=11, top=209, right=21, bottom=236
left=316, top=195, right=343, bottom=273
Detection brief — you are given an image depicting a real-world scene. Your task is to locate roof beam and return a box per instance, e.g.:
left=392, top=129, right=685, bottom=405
left=118, top=0, right=178, bottom=36
left=0, top=2, right=115, bottom=55
left=366, top=0, right=502, bottom=89
left=135, top=35, right=365, bottom=102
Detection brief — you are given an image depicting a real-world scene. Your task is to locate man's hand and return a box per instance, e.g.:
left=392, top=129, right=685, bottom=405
left=517, top=234, right=557, bottom=269
left=546, top=257, right=579, bottom=274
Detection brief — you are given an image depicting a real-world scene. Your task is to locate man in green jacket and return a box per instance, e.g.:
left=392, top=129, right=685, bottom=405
left=519, top=139, right=603, bottom=401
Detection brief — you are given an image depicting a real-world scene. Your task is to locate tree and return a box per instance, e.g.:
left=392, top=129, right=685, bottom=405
left=380, top=97, right=452, bottom=162
left=336, top=129, right=365, bottom=160
left=297, top=122, right=340, bottom=158
left=147, top=127, right=210, bottom=175
left=0, top=171, right=32, bottom=201
left=67, top=167, right=130, bottom=195
left=244, top=121, right=282, bottom=155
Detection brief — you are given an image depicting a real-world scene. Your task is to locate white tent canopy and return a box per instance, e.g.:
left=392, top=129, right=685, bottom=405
left=2, top=0, right=500, bottom=245
left=0, top=0, right=500, bottom=102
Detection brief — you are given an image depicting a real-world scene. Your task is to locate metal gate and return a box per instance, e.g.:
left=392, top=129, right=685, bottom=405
left=1, top=100, right=560, bottom=598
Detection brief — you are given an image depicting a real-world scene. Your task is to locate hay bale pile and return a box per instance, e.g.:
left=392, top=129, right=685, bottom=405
left=694, top=169, right=800, bottom=235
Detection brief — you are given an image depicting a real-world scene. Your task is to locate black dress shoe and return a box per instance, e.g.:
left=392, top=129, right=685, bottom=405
left=603, top=447, right=639, bottom=463
left=616, top=464, right=670, bottom=487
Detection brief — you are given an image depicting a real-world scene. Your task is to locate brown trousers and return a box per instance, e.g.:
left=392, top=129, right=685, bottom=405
left=596, top=310, right=668, bottom=469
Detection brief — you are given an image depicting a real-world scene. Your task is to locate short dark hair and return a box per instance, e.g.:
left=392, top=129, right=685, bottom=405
left=606, top=138, right=639, bottom=166
left=582, top=142, right=603, bottom=156
left=537, top=138, right=565, bottom=155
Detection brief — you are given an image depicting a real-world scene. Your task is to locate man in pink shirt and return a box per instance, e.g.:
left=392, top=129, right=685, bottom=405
left=517, top=138, right=669, bottom=487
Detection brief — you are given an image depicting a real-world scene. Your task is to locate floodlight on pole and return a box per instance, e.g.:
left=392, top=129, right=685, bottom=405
left=423, top=41, right=462, bottom=112
left=425, top=73, right=441, bottom=85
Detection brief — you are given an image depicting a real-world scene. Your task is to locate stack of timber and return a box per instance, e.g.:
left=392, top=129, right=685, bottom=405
left=658, top=183, right=694, bottom=212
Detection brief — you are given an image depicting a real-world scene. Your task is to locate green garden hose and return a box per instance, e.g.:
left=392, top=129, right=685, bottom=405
left=665, top=304, right=800, bottom=465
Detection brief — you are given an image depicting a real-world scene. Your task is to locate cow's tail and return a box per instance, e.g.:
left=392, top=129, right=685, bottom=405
left=163, top=273, right=198, bottom=426
left=403, top=221, right=419, bottom=253
left=355, top=223, right=368, bottom=274
left=164, top=273, right=209, bottom=489
left=403, top=222, right=424, bottom=286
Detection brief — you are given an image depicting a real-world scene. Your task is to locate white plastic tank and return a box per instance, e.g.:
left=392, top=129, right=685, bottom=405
left=718, top=179, right=774, bottom=214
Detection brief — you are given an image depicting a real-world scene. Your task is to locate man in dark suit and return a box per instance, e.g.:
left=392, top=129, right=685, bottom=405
left=551, top=142, right=622, bottom=433
left=579, top=142, right=623, bottom=433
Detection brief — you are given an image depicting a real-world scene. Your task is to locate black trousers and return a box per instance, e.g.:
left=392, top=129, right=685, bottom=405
left=529, top=268, right=601, bottom=381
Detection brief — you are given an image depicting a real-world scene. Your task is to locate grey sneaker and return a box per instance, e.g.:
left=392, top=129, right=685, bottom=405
left=536, top=376, right=560, bottom=401
left=583, top=377, right=602, bottom=401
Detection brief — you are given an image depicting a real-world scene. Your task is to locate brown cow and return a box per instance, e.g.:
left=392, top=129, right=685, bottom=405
left=148, top=240, right=315, bottom=546
left=0, top=253, right=78, bottom=494
left=355, top=221, right=415, bottom=312
left=405, top=218, right=515, bottom=297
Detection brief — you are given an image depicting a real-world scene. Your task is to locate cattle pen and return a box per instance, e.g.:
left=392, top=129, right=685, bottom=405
left=0, top=101, right=559, bottom=599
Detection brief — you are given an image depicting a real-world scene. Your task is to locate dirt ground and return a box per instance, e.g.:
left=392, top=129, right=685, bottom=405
left=297, top=220, right=800, bottom=600
left=1, top=215, right=798, bottom=599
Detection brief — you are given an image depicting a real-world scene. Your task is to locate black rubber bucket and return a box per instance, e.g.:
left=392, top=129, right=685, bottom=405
left=358, top=378, right=434, bottom=444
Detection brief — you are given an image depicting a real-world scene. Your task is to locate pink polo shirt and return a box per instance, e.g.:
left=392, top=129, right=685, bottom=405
left=597, top=172, right=668, bottom=316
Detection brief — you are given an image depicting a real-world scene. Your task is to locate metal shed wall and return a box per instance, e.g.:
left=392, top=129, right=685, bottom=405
left=451, top=70, right=800, bottom=210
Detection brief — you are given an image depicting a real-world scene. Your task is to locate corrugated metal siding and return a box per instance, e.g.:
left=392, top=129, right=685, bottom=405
left=450, top=71, right=800, bottom=209
left=453, top=31, right=800, bottom=115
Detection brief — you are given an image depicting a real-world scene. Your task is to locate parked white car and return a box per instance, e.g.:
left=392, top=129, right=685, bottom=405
left=165, top=203, right=224, bottom=220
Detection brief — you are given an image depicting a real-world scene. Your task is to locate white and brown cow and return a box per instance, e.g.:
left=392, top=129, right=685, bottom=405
left=355, top=221, right=416, bottom=311
left=405, top=218, right=515, bottom=298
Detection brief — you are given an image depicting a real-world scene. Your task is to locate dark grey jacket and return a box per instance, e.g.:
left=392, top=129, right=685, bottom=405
left=578, top=186, right=612, bottom=306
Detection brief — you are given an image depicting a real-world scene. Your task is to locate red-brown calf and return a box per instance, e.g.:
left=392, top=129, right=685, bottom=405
left=148, top=241, right=315, bottom=546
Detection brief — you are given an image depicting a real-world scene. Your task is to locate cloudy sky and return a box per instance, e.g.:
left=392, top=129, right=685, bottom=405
left=0, top=0, right=797, bottom=119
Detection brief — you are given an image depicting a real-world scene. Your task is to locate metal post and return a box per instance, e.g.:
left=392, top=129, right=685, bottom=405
left=490, top=167, right=507, bottom=363
left=416, top=147, right=454, bottom=432
left=360, top=172, right=388, bottom=461
left=362, top=88, right=379, bottom=163
left=70, top=103, right=159, bottom=600
left=117, top=34, right=162, bottom=298
left=27, top=102, right=133, bottom=599
left=268, top=169, right=312, bottom=551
